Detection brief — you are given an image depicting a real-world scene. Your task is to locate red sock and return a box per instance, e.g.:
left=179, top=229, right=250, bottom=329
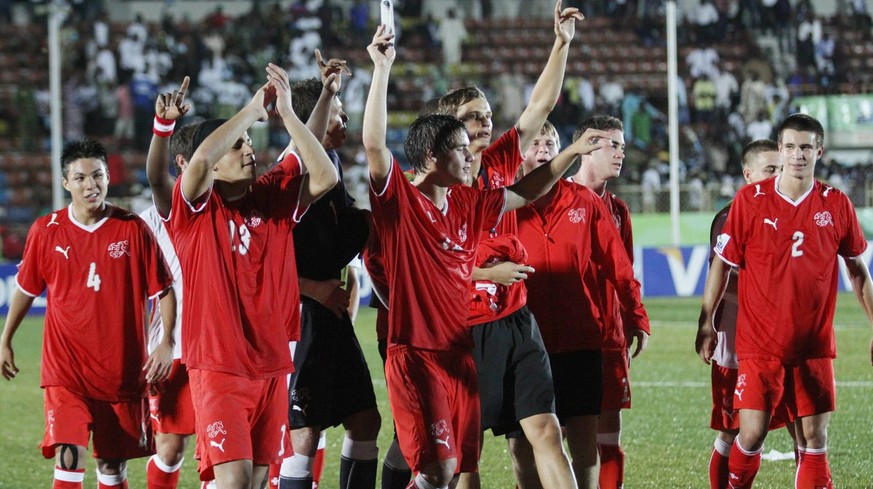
left=147, top=455, right=182, bottom=489
left=710, top=447, right=731, bottom=489
left=796, top=448, right=833, bottom=489
left=312, top=434, right=326, bottom=488
left=709, top=438, right=733, bottom=489
left=598, top=443, right=625, bottom=489
left=268, top=462, right=281, bottom=489
left=727, top=441, right=761, bottom=489
left=53, top=467, right=84, bottom=489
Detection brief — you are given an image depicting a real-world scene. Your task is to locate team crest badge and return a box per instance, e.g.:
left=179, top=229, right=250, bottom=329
left=245, top=213, right=263, bottom=228
left=458, top=224, right=468, bottom=243
left=568, top=208, right=586, bottom=224
left=207, top=421, right=227, bottom=439
left=490, top=173, right=505, bottom=189
left=430, top=419, right=450, bottom=437
left=107, top=240, right=130, bottom=258
left=814, top=211, right=833, bottom=227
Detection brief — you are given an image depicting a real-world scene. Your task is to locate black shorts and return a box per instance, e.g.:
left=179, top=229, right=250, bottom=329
left=288, top=299, right=377, bottom=429
left=550, top=349, right=603, bottom=422
left=472, top=306, right=555, bottom=436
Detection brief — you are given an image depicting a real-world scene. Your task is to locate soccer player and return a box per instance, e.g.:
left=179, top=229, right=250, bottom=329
left=141, top=76, right=198, bottom=489
left=514, top=123, right=649, bottom=489
left=0, top=138, right=176, bottom=489
left=700, top=113, right=873, bottom=489
left=363, top=25, right=610, bottom=489
left=437, top=3, right=584, bottom=488
left=167, top=64, right=337, bottom=489
left=695, top=139, right=790, bottom=489
left=278, top=52, right=380, bottom=489
left=569, top=116, right=651, bottom=489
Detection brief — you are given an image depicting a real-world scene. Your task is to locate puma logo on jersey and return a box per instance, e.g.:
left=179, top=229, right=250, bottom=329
left=47, top=213, right=60, bottom=226
left=292, top=404, right=307, bottom=416
left=734, top=388, right=744, bottom=401
left=754, top=185, right=765, bottom=197
left=210, top=438, right=226, bottom=453
left=54, top=246, right=70, bottom=259
left=763, top=218, right=778, bottom=230
left=823, top=185, right=832, bottom=197
left=434, top=436, right=450, bottom=450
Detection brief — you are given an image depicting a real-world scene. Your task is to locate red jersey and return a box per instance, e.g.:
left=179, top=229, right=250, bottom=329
left=709, top=203, right=740, bottom=368
left=370, top=159, right=505, bottom=351
left=168, top=155, right=306, bottom=379
left=16, top=205, right=173, bottom=402
left=715, top=177, right=866, bottom=364
left=363, top=227, right=390, bottom=342
left=585, top=190, right=651, bottom=351
left=517, top=180, right=648, bottom=353
left=468, top=127, right=528, bottom=325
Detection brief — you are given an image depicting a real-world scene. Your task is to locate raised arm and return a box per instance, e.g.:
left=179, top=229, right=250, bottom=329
left=695, top=256, right=731, bottom=364
left=306, top=49, right=351, bottom=142
left=515, top=0, right=583, bottom=150
left=362, top=25, right=396, bottom=192
left=0, top=289, right=36, bottom=380
left=504, top=128, right=610, bottom=211
left=843, top=255, right=873, bottom=366
left=182, top=83, right=272, bottom=202
left=269, top=63, right=338, bottom=208
left=147, top=76, right=190, bottom=216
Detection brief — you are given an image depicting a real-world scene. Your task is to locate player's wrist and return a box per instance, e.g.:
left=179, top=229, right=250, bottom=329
left=153, top=115, right=176, bottom=137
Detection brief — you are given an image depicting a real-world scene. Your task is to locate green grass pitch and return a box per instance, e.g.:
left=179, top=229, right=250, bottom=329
left=2, top=295, right=872, bottom=488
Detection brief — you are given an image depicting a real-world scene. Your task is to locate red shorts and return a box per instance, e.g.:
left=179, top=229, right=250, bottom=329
left=710, top=364, right=790, bottom=432
left=385, top=345, right=481, bottom=474
left=189, top=369, right=290, bottom=481
left=735, top=357, right=835, bottom=420
left=601, top=348, right=631, bottom=410
left=42, top=386, right=150, bottom=461
left=149, top=360, right=195, bottom=436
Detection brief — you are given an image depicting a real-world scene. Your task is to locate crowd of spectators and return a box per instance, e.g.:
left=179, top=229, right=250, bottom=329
left=3, top=0, right=873, bottom=259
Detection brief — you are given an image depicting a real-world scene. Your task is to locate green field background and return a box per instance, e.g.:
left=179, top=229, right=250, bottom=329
left=2, top=295, right=873, bottom=488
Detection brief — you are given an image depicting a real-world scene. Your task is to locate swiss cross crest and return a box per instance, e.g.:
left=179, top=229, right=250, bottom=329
left=107, top=240, right=130, bottom=258
left=814, top=211, right=833, bottom=227
left=207, top=421, right=227, bottom=439
left=245, top=213, right=263, bottom=228
left=490, top=172, right=505, bottom=189
left=430, top=419, right=450, bottom=437
left=568, top=208, right=586, bottom=224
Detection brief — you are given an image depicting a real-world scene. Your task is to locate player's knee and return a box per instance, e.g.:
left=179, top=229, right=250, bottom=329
left=344, top=407, right=382, bottom=440
left=95, top=459, right=126, bottom=476
left=520, top=413, right=563, bottom=450
left=290, top=426, right=321, bottom=455
left=55, top=444, right=87, bottom=471
left=508, top=436, right=535, bottom=466
left=801, top=427, right=828, bottom=449
left=155, top=433, right=188, bottom=466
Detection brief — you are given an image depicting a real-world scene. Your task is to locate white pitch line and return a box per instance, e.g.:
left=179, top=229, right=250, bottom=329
left=635, top=381, right=873, bottom=388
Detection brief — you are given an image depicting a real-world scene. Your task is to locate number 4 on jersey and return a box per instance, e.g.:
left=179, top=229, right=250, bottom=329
left=87, top=262, right=101, bottom=291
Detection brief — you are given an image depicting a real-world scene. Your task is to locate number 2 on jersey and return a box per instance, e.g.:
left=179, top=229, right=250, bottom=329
left=791, top=231, right=804, bottom=257
left=87, top=262, right=101, bottom=291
